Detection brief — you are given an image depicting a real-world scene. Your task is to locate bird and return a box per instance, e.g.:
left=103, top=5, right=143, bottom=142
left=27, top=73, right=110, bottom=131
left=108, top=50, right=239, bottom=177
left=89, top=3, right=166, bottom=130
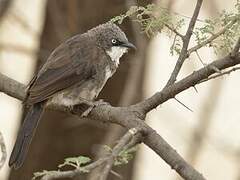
left=9, top=22, right=136, bottom=169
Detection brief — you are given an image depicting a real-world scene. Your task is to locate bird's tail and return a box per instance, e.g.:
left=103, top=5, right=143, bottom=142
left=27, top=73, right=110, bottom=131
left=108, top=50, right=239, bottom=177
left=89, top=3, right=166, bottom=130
left=9, top=103, right=44, bottom=169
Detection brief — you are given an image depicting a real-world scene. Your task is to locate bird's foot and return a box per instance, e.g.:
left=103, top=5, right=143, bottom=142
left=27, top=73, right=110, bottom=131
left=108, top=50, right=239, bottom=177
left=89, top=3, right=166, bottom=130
left=81, top=99, right=109, bottom=117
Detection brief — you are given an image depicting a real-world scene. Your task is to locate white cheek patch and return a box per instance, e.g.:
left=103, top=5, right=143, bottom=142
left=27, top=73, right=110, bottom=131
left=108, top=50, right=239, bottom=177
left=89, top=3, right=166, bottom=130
left=106, top=46, right=128, bottom=66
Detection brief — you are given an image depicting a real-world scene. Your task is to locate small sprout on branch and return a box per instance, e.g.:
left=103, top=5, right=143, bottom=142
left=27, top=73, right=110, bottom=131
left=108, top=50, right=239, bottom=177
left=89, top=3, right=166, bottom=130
left=33, top=170, right=60, bottom=180
left=33, top=156, right=91, bottom=179
left=114, top=146, right=137, bottom=166
left=58, top=156, right=91, bottom=171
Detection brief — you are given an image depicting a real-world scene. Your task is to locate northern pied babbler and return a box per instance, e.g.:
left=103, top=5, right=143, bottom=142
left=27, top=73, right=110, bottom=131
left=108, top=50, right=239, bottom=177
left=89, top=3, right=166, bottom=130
left=9, top=22, right=136, bottom=169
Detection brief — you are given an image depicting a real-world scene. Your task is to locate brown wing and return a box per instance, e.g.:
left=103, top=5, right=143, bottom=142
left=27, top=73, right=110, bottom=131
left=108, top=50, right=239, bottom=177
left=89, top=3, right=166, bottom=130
left=26, top=34, right=97, bottom=105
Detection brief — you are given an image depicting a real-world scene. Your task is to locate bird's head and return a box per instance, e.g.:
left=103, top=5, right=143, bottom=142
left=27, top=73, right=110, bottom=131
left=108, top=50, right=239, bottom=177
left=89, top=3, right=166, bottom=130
left=89, top=22, right=136, bottom=65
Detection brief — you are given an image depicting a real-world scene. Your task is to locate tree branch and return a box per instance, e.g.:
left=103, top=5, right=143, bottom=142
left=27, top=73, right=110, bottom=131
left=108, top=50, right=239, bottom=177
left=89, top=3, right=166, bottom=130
left=99, top=128, right=140, bottom=180
left=188, top=17, right=238, bottom=54
left=40, top=157, right=109, bottom=180
left=164, top=23, right=184, bottom=39
left=40, top=128, right=140, bottom=180
left=0, top=73, right=26, bottom=101
left=136, top=52, right=240, bottom=113
left=199, top=66, right=240, bottom=84
left=1, top=45, right=240, bottom=180
left=165, top=0, right=203, bottom=86
left=0, top=72, right=210, bottom=180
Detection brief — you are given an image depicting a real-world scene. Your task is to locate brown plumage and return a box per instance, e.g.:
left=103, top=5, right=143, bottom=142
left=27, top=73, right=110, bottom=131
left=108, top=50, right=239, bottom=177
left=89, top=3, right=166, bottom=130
left=9, top=22, right=135, bottom=169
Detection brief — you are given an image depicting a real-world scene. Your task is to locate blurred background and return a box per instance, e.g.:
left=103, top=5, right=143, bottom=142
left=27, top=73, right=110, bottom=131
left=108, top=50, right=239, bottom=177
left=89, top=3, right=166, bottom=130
left=0, top=0, right=240, bottom=179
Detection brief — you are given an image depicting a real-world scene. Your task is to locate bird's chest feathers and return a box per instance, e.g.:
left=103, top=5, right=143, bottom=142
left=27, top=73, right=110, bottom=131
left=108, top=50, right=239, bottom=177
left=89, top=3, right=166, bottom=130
left=106, top=46, right=127, bottom=66
left=105, top=65, right=113, bottom=80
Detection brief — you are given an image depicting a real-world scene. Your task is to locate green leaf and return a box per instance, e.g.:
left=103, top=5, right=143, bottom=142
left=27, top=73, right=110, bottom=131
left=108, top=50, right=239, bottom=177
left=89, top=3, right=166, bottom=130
left=114, top=146, right=138, bottom=166
left=58, top=156, right=91, bottom=168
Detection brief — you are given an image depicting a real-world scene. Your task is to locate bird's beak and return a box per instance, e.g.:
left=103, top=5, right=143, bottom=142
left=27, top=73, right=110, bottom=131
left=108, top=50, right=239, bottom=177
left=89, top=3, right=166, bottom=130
left=121, top=42, right=136, bottom=50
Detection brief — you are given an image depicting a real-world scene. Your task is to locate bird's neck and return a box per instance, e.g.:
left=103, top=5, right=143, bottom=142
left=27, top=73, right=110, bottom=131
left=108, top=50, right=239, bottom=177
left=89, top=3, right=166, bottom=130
left=106, top=47, right=128, bottom=67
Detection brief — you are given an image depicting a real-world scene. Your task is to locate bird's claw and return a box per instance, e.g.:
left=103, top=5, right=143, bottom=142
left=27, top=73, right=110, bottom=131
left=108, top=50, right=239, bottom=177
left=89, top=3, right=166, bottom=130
left=81, top=100, right=109, bottom=117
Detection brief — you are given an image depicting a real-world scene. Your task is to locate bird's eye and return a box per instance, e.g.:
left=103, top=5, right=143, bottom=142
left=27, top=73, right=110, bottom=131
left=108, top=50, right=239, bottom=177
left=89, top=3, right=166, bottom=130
left=111, top=39, right=117, bottom=45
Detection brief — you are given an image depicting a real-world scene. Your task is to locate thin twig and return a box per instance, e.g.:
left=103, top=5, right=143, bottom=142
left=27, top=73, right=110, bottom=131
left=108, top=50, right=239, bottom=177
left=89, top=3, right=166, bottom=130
left=99, top=128, right=140, bottom=180
left=136, top=51, right=240, bottom=113
left=165, top=0, right=203, bottom=86
left=195, top=38, right=240, bottom=83
left=164, top=23, right=184, bottom=39
left=188, top=18, right=238, bottom=54
left=41, top=128, right=140, bottom=180
left=198, top=66, right=240, bottom=84
left=195, top=50, right=205, bottom=66
left=164, top=0, right=203, bottom=111
left=41, top=157, right=109, bottom=180
left=174, top=97, right=193, bottom=112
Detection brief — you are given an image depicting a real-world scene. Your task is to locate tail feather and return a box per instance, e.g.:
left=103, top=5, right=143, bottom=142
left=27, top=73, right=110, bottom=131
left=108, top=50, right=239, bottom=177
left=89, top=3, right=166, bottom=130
left=9, top=103, right=44, bottom=169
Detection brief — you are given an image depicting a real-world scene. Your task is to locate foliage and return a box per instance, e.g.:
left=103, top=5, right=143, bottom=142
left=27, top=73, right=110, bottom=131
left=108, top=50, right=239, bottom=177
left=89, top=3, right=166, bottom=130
left=194, top=5, right=240, bottom=54
left=114, top=146, right=137, bottom=166
left=100, top=145, right=137, bottom=166
left=32, top=146, right=137, bottom=179
left=58, top=156, right=91, bottom=169
left=111, top=1, right=240, bottom=55
left=32, top=156, right=91, bottom=179
left=111, top=4, right=184, bottom=37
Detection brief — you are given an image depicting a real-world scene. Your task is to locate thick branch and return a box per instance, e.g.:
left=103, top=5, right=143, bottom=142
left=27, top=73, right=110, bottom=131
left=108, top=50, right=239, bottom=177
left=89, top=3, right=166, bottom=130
left=136, top=52, right=240, bottom=113
left=0, top=73, right=26, bottom=101
left=199, top=66, right=240, bottom=84
left=0, top=73, right=207, bottom=180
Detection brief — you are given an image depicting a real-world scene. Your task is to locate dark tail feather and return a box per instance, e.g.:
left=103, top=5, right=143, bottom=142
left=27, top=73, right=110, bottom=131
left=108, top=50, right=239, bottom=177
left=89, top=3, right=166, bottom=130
left=9, top=103, right=44, bottom=169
